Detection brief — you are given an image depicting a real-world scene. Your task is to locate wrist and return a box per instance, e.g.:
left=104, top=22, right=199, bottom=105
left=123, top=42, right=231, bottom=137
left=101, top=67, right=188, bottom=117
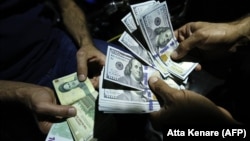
left=0, top=80, right=30, bottom=103
left=232, top=15, right=250, bottom=41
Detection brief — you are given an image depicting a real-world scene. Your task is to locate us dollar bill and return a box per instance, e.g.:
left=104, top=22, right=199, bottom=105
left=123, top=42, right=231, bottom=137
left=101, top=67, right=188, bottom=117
left=45, top=121, right=73, bottom=141
left=139, top=1, right=197, bottom=80
left=104, top=45, right=150, bottom=91
left=99, top=68, right=160, bottom=113
left=130, top=0, right=158, bottom=26
left=121, top=12, right=137, bottom=33
left=99, top=64, right=183, bottom=113
left=139, top=1, right=175, bottom=57
left=118, top=31, right=153, bottom=66
left=166, top=60, right=198, bottom=80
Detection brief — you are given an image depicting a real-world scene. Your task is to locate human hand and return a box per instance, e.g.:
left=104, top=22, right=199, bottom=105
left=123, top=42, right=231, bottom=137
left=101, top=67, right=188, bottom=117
left=76, top=44, right=105, bottom=88
left=171, top=21, right=239, bottom=61
left=17, top=83, right=77, bottom=134
left=148, top=76, right=238, bottom=130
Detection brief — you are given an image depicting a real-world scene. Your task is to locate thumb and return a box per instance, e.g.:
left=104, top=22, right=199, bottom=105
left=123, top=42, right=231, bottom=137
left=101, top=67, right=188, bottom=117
left=39, top=103, right=77, bottom=118
left=148, top=76, right=179, bottom=106
left=171, top=35, right=199, bottom=60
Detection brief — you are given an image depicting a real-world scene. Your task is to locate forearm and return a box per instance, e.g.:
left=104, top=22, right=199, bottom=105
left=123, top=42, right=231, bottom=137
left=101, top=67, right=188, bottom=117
left=56, top=0, right=93, bottom=48
left=231, top=14, right=250, bottom=44
left=0, top=80, right=27, bottom=102
left=0, top=80, right=42, bottom=106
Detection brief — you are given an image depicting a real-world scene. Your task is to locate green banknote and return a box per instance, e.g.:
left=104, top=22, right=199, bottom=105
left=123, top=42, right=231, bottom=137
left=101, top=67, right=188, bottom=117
left=45, top=121, right=73, bottom=141
left=53, top=72, right=96, bottom=105
left=53, top=72, right=98, bottom=141
left=67, top=90, right=98, bottom=141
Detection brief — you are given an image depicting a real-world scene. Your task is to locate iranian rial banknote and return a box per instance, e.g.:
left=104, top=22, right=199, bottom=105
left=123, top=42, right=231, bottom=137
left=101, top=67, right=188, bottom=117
left=45, top=121, right=73, bottom=141
left=67, top=91, right=98, bottom=141
left=52, top=73, right=94, bottom=105
left=53, top=73, right=98, bottom=141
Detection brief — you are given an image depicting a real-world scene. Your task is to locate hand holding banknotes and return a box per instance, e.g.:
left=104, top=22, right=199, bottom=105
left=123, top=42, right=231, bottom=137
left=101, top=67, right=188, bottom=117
left=171, top=15, right=250, bottom=62
left=148, top=76, right=240, bottom=130
left=0, top=81, right=77, bottom=134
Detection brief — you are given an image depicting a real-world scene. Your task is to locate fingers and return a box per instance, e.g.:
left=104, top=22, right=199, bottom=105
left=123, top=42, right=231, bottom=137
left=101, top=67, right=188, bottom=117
left=171, top=35, right=199, bottom=60
left=77, top=48, right=106, bottom=81
left=148, top=76, right=179, bottom=105
left=38, top=121, right=53, bottom=134
left=90, top=76, right=99, bottom=89
left=76, top=50, right=88, bottom=81
left=195, top=64, right=202, bottom=71
left=37, top=103, right=77, bottom=118
left=172, top=23, right=200, bottom=60
left=217, top=106, right=233, bottom=119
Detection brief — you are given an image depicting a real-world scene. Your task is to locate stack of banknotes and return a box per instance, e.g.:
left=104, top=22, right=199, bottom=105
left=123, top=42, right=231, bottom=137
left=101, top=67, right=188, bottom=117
left=46, top=1, right=198, bottom=140
left=98, top=0, right=197, bottom=113
left=46, top=73, right=99, bottom=141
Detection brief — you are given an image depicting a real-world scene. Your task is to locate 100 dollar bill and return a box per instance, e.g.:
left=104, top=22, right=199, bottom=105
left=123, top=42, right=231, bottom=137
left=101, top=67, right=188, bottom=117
left=104, top=46, right=149, bottom=91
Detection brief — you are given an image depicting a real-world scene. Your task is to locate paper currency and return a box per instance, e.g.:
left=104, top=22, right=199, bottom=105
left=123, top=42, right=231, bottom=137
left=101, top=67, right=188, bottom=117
left=45, top=121, right=73, bottom=141
left=118, top=31, right=153, bottom=66
left=130, top=0, right=158, bottom=26
left=67, top=91, right=98, bottom=141
left=104, top=45, right=149, bottom=91
left=121, top=12, right=137, bottom=33
left=52, top=73, right=91, bottom=105
left=53, top=73, right=98, bottom=141
left=137, top=1, right=197, bottom=80
left=118, top=31, right=170, bottom=78
left=99, top=66, right=161, bottom=113
left=139, top=1, right=175, bottom=56
left=99, top=45, right=186, bottom=113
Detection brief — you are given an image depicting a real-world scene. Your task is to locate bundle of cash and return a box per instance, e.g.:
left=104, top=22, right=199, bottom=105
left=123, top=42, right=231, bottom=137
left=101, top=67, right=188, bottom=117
left=98, top=45, right=184, bottom=113
left=50, top=73, right=98, bottom=141
left=46, top=1, right=198, bottom=139
left=121, top=0, right=198, bottom=80
left=99, top=0, right=197, bottom=113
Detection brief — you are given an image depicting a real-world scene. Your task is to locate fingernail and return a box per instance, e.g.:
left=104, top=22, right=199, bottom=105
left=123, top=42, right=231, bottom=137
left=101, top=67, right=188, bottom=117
left=150, top=77, right=158, bottom=83
left=171, top=51, right=178, bottom=59
left=68, top=108, right=76, bottom=116
left=78, top=74, right=85, bottom=81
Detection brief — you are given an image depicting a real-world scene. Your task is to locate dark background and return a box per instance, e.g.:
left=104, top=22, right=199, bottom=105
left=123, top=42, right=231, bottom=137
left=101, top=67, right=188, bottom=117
left=1, top=0, right=249, bottom=141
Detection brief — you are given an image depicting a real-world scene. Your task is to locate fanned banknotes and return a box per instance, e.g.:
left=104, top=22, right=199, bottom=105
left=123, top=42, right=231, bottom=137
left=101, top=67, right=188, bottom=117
left=99, top=0, right=197, bottom=113
left=121, top=0, right=198, bottom=80
left=99, top=45, right=183, bottom=113
left=47, top=0, right=198, bottom=139
left=52, top=73, right=98, bottom=141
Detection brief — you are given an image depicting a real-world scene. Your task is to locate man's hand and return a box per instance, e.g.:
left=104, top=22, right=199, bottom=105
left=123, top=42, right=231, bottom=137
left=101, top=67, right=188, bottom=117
left=0, top=80, right=77, bottom=134
left=76, top=44, right=105, bottom=88
left=148, top=76, right=238, bottom=130
left=172, top=21, right=238, bottom=61
left=56, top=0, right=106, bottom=87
